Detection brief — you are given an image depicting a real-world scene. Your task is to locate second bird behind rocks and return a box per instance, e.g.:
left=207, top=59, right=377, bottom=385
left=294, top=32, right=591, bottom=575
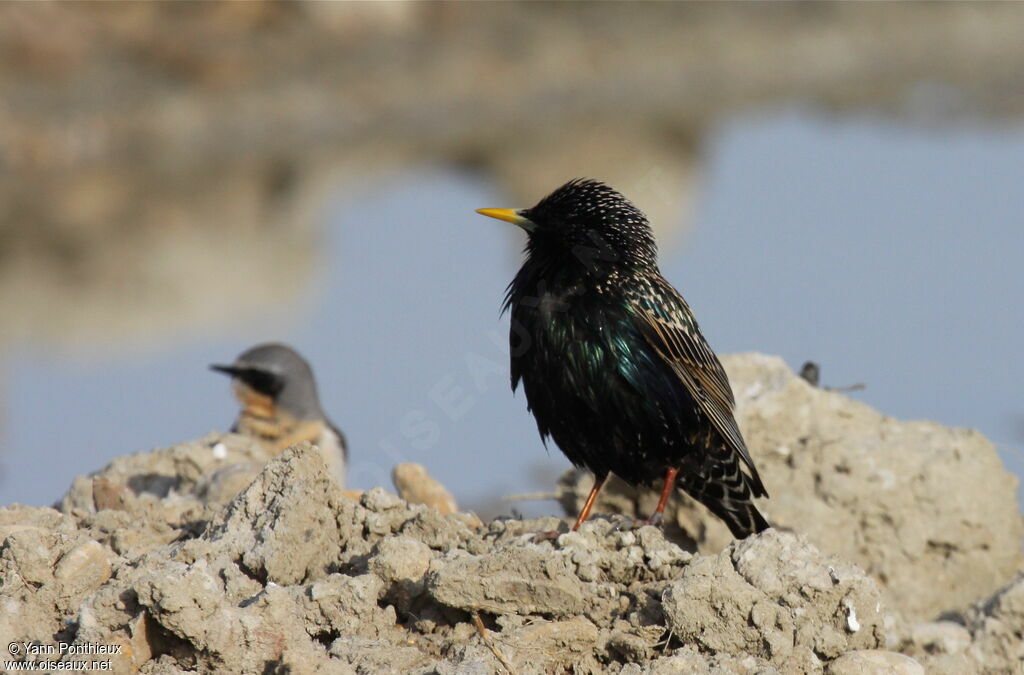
left=211, top=343, right=347, bottom=487
left=477, top=179, right=769, bottom=538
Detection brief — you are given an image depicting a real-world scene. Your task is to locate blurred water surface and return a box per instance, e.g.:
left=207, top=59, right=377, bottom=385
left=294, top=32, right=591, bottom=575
left=2, top=109, right=1022, bottom=512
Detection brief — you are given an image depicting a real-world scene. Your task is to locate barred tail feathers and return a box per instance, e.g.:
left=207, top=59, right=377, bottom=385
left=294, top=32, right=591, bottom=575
left=677, top=448, right=770, bottom=539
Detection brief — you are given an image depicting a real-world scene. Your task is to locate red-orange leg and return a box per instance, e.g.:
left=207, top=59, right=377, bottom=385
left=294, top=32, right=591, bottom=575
left=650, top=467, right=680, bottom=521
left=571, top=475, right=607, bottom=531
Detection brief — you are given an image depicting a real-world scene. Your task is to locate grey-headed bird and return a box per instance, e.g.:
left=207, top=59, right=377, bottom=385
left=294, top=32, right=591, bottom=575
left=211, top=343, right=347, bottom=486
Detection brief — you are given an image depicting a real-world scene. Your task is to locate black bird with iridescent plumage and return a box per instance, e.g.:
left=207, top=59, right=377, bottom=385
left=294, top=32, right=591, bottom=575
left=477, top=179, right=769, bottom=538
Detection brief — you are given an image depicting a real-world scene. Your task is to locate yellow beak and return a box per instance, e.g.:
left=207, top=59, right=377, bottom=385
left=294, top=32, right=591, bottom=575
left=475, top=208, right=536, bottom=231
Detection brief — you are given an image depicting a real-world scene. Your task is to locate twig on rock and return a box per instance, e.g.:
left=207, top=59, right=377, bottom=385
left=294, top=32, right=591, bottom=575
left=503, top=491, right=559, bottom=502
left=827, top=383, right=866, bottom=393
left=471, top=610, right=517, bottom=675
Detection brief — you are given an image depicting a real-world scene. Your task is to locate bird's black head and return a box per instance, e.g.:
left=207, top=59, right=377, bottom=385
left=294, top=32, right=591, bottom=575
left=478, top=179, right=658, bottom=276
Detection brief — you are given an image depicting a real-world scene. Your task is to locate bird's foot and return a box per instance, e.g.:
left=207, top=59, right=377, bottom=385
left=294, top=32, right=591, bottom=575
left=610, top=513, right=664, bottom=532
left=531, top=529, right=563, bottom=543
left=640, top=512, right=665, bottom=529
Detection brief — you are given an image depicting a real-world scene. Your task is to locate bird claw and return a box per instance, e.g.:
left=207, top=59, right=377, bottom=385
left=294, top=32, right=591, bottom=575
left=531, top=529, right=563, bottom=543
left=643, top=512, right=665, bottom=528
left=611, top=513, right=664, bottom=532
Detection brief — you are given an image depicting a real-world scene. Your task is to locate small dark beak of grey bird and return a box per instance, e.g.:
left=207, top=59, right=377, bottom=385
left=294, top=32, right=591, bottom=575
left=209, top=364, right=242, bottom=377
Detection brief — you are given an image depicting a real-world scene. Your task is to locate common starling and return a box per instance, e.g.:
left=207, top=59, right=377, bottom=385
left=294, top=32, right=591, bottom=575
left=211, top=343, right=348, bottom=486
left=477, top=179, right=769, bottom=538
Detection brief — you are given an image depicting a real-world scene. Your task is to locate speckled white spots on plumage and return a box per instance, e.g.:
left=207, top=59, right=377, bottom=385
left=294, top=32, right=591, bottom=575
left=523, top=178, right=659, bottom=272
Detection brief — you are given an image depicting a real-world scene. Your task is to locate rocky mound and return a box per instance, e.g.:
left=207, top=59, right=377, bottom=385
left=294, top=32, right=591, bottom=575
left=1, top=353, right=1021, bottom=673
left=4, top=444, right=891, bottom=673
left=559, top=353, right=1022, bottom=624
